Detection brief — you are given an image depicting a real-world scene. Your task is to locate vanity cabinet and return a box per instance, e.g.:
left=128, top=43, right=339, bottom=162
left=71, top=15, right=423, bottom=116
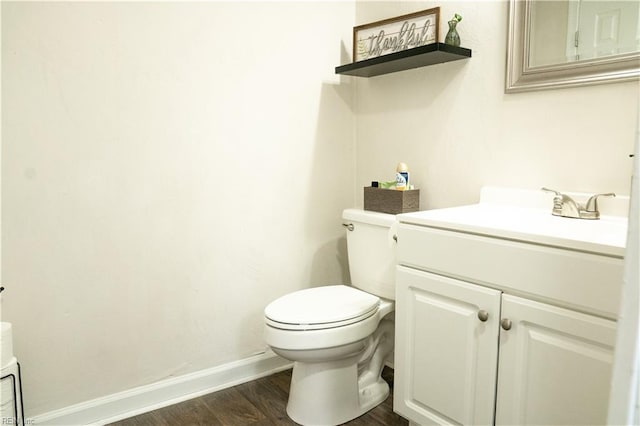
left=394, top=221, right=622, bottom=426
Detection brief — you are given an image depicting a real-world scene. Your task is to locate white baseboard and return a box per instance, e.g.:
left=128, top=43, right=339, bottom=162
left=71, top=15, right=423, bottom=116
left=32, top=350, right=292, bottom=425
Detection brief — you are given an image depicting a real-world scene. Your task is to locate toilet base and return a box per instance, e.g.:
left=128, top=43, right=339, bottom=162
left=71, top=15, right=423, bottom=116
left=285, top=319, right=395, bottom=426
left=286, top=356, right=389, bottom=426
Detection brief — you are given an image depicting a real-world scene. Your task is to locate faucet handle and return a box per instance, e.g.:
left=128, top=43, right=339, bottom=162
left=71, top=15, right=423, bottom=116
left=541, top=187, right=562, bottom=196
left=541, top=187, right=564, bottom=210
left=585, top=192, right=615, bottom=213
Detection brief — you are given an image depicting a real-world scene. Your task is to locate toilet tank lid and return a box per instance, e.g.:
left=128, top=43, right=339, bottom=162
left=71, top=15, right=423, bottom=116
left=342, top=209, right=396, bottom=227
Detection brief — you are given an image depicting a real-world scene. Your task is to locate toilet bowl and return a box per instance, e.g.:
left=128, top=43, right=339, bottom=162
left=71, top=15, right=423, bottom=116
left=264, top=209, right=397, bottom=426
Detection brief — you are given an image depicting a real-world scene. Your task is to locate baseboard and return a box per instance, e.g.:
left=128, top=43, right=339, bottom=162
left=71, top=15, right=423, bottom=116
left=32, top=350, right=292, bottom=425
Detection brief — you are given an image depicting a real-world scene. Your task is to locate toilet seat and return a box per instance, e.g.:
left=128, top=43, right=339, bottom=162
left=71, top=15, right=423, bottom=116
left=265, top=285, right=380, bottom=331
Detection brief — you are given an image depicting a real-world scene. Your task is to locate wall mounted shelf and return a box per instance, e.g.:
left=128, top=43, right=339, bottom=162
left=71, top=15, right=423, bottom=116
left=335, top=43, right=472, bottom=78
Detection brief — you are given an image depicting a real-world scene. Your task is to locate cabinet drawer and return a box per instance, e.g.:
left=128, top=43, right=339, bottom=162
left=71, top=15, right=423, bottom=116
left=397, top=223, right=624, bottom=319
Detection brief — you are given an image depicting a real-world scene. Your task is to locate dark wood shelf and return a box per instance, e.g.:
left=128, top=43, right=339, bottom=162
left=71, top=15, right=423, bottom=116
left=335, top=43, right=472, bottom=78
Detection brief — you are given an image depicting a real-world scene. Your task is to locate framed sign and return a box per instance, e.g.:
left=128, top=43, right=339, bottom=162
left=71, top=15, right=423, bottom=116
left=353, top=7, right=440, bottom=62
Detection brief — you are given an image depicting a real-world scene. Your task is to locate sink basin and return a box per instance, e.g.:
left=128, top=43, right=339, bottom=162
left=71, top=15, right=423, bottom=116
left=398, top=187, right=628, bottom=257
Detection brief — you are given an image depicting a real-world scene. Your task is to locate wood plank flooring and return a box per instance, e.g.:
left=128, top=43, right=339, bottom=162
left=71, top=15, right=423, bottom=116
left=109, top=366, right=408, bottom=426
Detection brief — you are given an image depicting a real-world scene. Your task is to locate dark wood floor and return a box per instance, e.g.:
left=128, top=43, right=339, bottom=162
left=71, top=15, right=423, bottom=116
left=109, top=366, right=408, bottom=426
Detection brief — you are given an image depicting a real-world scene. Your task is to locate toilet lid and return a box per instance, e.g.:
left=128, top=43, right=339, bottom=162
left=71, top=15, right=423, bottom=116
left=264, top=285, right=380, bottom=331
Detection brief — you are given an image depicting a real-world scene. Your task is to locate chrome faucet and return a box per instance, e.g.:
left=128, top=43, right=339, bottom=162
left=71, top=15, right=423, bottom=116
left=541, top=188, right=615, bottom=220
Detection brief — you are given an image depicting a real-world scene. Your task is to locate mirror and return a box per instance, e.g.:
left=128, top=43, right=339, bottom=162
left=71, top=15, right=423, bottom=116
left=506, top=0, right=640, bottom=93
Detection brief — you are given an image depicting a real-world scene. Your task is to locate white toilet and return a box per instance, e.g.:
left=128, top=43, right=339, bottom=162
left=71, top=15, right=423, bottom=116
left=264, top=208, right=397, bottom=425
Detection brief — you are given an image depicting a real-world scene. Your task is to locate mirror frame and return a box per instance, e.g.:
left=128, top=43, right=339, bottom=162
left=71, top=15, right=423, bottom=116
left=506, top=0, right=640, bottom=93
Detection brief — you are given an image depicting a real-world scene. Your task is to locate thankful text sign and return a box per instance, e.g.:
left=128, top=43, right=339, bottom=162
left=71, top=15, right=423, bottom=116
left=353, top=8, right=440, bottom=62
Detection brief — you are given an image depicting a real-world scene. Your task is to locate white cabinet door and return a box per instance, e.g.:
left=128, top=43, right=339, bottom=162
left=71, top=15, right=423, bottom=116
left=496, top=294, right=617, bottom=425
left=394, top=266, right=502, bottom=425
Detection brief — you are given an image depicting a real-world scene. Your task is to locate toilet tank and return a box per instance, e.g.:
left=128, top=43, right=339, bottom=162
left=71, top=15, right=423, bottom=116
left=342, top=209, right=397, bottom=300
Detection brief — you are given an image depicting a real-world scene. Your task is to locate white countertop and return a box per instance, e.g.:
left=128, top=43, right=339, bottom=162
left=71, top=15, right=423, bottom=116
left=398, top=187, right=629, bottom=257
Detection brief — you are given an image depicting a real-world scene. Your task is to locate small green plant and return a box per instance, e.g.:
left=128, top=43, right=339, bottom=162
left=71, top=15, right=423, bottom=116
left=452, top=13, right=462, bottom=22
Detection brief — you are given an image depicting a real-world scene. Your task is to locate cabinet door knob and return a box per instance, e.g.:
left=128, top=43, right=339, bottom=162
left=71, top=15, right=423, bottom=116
left=477, top=310, right=489, bottom=322
left=501, top=318, right=512, bottom=330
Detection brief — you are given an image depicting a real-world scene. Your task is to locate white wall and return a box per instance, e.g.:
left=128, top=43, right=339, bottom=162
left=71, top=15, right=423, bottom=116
left=354, top=1, right=639, bottom=209
left=1, top=1, right=355, bottom=417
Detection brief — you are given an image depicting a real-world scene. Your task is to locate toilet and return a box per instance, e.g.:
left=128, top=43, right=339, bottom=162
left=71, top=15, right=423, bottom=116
left=264, top=208, right=397, bottom=425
